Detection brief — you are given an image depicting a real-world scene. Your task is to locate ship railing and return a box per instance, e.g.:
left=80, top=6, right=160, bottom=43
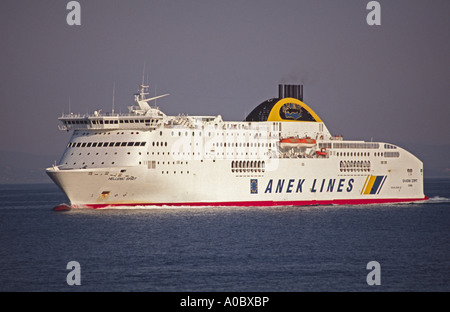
left=330, top=135, right=344, bottom=141
left=278, top=152, right=329, bottom=159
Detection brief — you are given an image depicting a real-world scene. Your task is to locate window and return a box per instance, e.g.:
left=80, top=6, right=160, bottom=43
left=384, top=151, right=400, bottom=158
left=333, top=142, right=379, bottom=149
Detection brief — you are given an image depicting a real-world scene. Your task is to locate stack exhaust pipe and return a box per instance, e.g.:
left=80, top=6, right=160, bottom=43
left=278, top=84, right=303, bottom=101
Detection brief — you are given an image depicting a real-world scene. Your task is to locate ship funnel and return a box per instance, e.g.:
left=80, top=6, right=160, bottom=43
left=278, top=84, right=303, bottom=101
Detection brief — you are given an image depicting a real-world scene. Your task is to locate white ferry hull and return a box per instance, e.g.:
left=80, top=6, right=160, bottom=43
left=47, top=154, right=426, bottom=208
left=46, top=83, right=427, bottom=208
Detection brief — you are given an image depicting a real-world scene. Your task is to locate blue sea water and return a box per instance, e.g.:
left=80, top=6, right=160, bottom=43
left=0, top=179, right=448, bottom=292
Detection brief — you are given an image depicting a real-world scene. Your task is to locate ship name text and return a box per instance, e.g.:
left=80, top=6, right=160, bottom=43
left=264, top=178, right=355, bottom=194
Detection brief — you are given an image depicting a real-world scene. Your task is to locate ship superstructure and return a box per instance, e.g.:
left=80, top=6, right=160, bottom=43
left=46, top=83, right=427, bottom=208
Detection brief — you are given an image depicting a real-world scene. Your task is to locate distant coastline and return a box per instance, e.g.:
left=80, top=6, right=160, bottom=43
left=0, top=150, right=57, bottom=184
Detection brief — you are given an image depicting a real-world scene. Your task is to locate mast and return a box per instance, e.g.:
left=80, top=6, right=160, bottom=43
left=140, top=62, right=149, bottom=101
left=112, top=82, right=115, bottom=115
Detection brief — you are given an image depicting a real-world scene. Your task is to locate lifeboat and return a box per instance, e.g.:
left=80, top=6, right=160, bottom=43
left=316, top=147, right=328, bottom=157
left=279, top=137, right=316, bottom=148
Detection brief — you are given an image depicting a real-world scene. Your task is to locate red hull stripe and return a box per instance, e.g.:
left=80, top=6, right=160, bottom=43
left=83, top=196, right=429, bottom=209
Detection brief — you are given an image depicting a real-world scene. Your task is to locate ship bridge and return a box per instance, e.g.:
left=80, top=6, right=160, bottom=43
left=57, top=84, right=168, bottom=131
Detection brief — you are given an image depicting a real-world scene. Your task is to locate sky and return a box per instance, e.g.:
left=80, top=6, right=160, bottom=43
left=0, top=0, right=449, bottom=178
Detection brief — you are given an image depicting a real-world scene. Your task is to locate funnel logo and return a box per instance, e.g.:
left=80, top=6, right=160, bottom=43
left=280, top=103, right=302, bottom=120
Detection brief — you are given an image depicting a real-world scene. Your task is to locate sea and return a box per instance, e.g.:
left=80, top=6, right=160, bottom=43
left=0, top=178, right=449, bottom=295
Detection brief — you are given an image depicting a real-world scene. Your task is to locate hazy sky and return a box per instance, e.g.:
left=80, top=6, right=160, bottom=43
left=0, top=0, right=449, bottom=158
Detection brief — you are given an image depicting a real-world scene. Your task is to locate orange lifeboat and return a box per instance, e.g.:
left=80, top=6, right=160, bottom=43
left=279, top=137, right=316, bottom=148
left=316, top=147, right=328, bottom=157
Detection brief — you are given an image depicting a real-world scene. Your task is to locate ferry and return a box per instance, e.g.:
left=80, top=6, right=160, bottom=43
left=46, top=83, right=427, bottom=208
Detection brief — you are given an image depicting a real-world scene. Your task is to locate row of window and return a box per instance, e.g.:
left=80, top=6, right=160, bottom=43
left=143, top=160, right=190, bottom=167
left=161, top=170, right=190, bottom=175
left=170, top=130, right=268, bottom=137
left=336, top=151, right=371, bottom=157
left=70, top=151, right=145, bottom=156
left=152, top=141, right=168, bottom=147
left=67, top=161, right=116, bottom=166
left=75, top=131, right=141, bottom=136
left=65, top=119, right=159, bottom=125
left=152, top=141, right=273, bottom=148
left=213, top=142, right=272, bottom=148
left=231, top=160, right=266, bottom=173
left=319, top=143, right=332, bottom=149
left=340, top=160, right=371, bottom=172
left=67, top=141, right=146, bottom=148
left=336, top=151, right=399, bottom=158
left=384, top=152, right=400, bottom=158
left=333, top=143, right=380, bottom=149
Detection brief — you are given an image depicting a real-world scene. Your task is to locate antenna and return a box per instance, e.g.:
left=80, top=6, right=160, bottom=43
left=112, top=82, right=115, bottom=115
left=141, top=62, right=146, bottom=86
left=142, top=93, right=170, bottom=103
left=68, top=97, right=71, bottom=114
left=139, top=62, right=149, bottom=101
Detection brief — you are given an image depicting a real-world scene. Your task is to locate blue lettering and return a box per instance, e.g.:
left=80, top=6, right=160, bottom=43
left=311, top=179, right=317, bottom=192
left=265, top=178, right=355, bottom=194
left=320, top=179, right=325, bottom=192
left=296, top=179, right=305, bottom=193
left=327, top=179, right=336, bottom=192
left=276, top=179, right=285, bottom=193
left=347, top=178, right=354, bottom=192
left=286, top=179, right=295, bottom=193
left=265, top=180, right=273, bottom=193
left=337, top=179, right=345, bottom=192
